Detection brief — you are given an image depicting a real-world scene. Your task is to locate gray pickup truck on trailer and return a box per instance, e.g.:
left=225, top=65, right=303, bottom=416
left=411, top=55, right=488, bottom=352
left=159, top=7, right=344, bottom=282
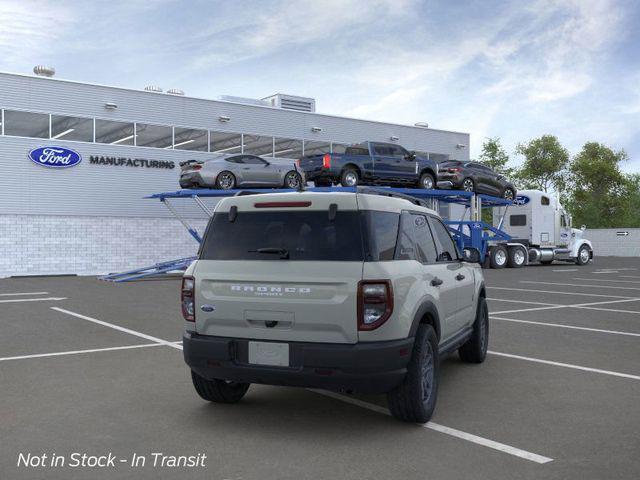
left=181, top=189, right=488, bottom=423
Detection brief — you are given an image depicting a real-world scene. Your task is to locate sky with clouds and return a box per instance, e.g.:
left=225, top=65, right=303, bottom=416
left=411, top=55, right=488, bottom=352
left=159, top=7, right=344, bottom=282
left=1, top=0, right=638, bottom=171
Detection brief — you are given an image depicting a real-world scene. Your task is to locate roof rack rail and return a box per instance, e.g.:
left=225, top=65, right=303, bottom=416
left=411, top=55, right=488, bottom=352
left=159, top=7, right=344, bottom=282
left=356, top=186, right=431, bottom=209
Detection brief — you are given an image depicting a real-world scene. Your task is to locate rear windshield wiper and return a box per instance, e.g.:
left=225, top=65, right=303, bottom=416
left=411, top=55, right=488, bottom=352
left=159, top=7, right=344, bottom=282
left=248, top=247, right=290, bottom=259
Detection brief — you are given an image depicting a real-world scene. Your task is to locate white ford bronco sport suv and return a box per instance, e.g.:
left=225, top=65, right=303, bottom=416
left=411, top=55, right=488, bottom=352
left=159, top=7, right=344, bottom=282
left=182, top=188, right=488, bottom=423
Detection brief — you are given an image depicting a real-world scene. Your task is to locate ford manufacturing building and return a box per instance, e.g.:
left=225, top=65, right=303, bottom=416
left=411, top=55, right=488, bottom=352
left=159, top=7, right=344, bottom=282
left=0, top=69, right=470, bottom=278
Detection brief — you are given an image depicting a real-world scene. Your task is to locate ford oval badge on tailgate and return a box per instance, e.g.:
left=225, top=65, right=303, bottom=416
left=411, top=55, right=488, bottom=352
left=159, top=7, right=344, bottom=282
left=200, top=305, right=215, bottom=312
left=28, top=146, right=82, bottom=168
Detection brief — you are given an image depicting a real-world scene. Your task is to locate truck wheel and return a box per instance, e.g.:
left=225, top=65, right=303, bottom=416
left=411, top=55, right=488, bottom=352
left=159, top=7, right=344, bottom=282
left=418, top=172, right=435, bottom=190
left=216, top=171, right=236, bottom=190
left=191, top=370, right=250, bottom=403
left=507, top=246, right=526, bottom=268
left=459, top=297, right=489, bottom=363
left=340, top=168, right=359, bottom=187
left=387, top=324, right=439, bottom=423
left=576, top=245, right=591, bottom=265
left=489, top=245, right=507, bottom=269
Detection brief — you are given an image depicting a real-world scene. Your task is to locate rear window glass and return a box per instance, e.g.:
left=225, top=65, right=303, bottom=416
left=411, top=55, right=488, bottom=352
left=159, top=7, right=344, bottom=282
left=345, top=147, right=369, bottom=156
left=200, top=211, right=364, bottom=261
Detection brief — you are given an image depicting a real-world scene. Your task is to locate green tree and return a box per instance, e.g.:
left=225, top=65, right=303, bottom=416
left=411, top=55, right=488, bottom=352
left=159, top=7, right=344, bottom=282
left=515, top=135, right=569, bottom=192
left=566, top=142, right=632, bottom=228
left=478, top=137, right=514, bottom=177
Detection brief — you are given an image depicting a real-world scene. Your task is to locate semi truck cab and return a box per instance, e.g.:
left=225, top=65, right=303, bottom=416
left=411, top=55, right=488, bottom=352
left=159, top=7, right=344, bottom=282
left=492, top=189, right=593, bottom=266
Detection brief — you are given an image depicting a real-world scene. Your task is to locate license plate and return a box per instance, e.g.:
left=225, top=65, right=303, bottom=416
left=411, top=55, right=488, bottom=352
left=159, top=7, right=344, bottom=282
left=248, top=341, right=289, bottom=367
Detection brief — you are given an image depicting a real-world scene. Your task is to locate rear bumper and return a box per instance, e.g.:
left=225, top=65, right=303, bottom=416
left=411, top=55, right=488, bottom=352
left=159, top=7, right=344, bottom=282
left=183, top=331, right=414, bottom=394
left=179, top=172, right=207, bottom=188
left=301, top=166, right=338, bottom=182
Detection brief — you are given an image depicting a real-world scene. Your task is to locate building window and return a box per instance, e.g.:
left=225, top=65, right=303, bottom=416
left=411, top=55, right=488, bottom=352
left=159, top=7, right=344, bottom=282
left=273, top=137, right=303, bottom=159
left=243, top=135, right=274, bottom=156
left=51, top=115, right=93, bottom=142
left=3, top=110, right=49, bottom=138
left=303, top=140, right=331, bottom=156
left=510, top=215, right=527, bottom=226
left=210, top=131, right=242, bottom=154
left=173, top=127, right=208, bottom=151
left=95, top=119, right=135, bottom=145
left=135, top=123, right=172, bottom=149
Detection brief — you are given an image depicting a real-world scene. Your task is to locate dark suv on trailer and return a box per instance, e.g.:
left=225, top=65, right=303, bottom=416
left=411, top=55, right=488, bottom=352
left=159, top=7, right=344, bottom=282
left=437, top=161, right=516, bottom=199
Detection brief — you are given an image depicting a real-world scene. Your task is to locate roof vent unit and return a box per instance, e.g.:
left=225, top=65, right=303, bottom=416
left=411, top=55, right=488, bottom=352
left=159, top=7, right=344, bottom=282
left=144, top=85, right=163, bottom=93
left=167, top=88, right=185, bottom=96
left=219, top=95, right=270, bottom=107
left=33, top=65, right=55, bottom=77
left=262, top=94, right=316, bottom=112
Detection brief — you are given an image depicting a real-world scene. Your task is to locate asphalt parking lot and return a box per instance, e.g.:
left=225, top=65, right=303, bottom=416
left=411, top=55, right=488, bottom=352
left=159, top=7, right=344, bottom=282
left=1, top=257, right=639, bottom=480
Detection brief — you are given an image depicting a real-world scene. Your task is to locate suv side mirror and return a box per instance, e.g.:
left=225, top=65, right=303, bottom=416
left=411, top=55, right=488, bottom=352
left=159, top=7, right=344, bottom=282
left=405, top=151, right=416, bottom=161
left=462, top=248, right=480, bottom=263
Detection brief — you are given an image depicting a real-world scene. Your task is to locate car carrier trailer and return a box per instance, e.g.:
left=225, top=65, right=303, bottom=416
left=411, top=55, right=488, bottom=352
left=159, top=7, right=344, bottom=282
left=99, top=186, right=591, bottom=282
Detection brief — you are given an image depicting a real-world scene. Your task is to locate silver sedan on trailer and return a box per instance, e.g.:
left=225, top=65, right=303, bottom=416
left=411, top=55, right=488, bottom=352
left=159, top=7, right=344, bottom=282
left=179, top=154, right=305, bottom=190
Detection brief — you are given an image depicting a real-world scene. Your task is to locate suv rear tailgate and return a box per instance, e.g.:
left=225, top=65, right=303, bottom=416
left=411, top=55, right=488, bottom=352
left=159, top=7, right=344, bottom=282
left=193, top=261, right=361, bottom=343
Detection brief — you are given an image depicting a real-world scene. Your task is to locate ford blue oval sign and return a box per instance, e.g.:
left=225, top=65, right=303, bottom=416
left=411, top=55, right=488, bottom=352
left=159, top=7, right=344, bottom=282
left=514, top=195, right=530, bottom=206
left=28, top=146, right=82, bottom=168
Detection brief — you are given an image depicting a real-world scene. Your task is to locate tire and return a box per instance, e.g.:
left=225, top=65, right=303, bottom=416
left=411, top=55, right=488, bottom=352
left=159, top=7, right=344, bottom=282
left=489, top=245, right=507, bottom=269
left=215, top=171, right=236, bottom=190
left=191, top=370, right=250, bottom=403
left=502, top=187, right=515, bottom=201
left=507, top=246, right=526, bottom=268
left=576, top=245, right=591, bottom=266
left=283, top=170, right=302, bottom=189
left=418, top=172, right=435, bottom=190
left=340, top=167, right=359, bottom=187
left=459, top=296, right=489, bottom=363
left=387, top=324, right=439, bottom=423
left=461, top=178, right=475, bottom=192
left=540, top=260, right=553, bottom=265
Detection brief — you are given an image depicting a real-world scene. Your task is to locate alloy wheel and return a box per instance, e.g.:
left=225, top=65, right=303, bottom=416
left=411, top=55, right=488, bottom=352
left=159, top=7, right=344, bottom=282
left=285, top=172, right=300, bottom=189
left=218, top=172, right=235, bottom=189
left=462, top=179, right=474, bottom=192
left=421, top=342, right=435, bottom=403
left=343, top=172, right=358, bottom=187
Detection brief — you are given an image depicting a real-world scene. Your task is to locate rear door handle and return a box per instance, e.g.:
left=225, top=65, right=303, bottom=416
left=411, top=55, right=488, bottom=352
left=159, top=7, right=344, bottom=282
left=431, top=277, right=443, bottom=287
left=456, top=274, right=465, bottom=281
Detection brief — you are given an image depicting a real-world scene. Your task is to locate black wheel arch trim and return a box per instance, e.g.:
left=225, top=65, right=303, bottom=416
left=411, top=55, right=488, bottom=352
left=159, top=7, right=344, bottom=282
left=409, top=301, right=442, bottom=341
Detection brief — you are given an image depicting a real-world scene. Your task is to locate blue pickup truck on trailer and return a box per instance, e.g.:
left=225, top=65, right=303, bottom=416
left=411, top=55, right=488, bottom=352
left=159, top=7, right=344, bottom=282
left=298, top=141, right=439, bottom=189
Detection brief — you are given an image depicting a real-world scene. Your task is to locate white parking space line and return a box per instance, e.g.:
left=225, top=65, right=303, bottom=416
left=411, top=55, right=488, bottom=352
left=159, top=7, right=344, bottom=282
left=490, top=298, right=640, bottom=315
left=488, top=286, right=637, bottom=299
left=490, top=316, right=640, bottom=338
left=310, top=389, right=553, bottom=464
left=51, top=307, right=183, bottom=350
left=491, top=305, right=567, bottom=315
left=0, top=343, right=162, bottom=362
left=621, top=275, right=640, bottom=279
left=521, top=281, right=640, bottom=292
left=487, top=298, right=560, bottom=307
left=488, top=351, right=640, bottom=381
left=0, top=297, right=67, bottom=304
left=0, top=292, right=49, bottom=296
left=573, top=306, right=640, bottom=315
left=552, top=269, right=578, bottom=272
left=573, top=278, right=640, bottom=284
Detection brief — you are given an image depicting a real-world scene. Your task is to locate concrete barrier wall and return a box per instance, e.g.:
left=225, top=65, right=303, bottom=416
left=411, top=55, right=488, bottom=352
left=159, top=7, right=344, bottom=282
left=584, top=228, right=640, bottom=257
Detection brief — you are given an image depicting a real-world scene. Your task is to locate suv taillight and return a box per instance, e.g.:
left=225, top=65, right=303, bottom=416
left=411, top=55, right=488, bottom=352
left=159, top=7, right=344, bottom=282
left=322, top=153, right=331, bottom=168
left=181, top=276, right=195, bottom=322
left=358, top=280, right=393, bottom=331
